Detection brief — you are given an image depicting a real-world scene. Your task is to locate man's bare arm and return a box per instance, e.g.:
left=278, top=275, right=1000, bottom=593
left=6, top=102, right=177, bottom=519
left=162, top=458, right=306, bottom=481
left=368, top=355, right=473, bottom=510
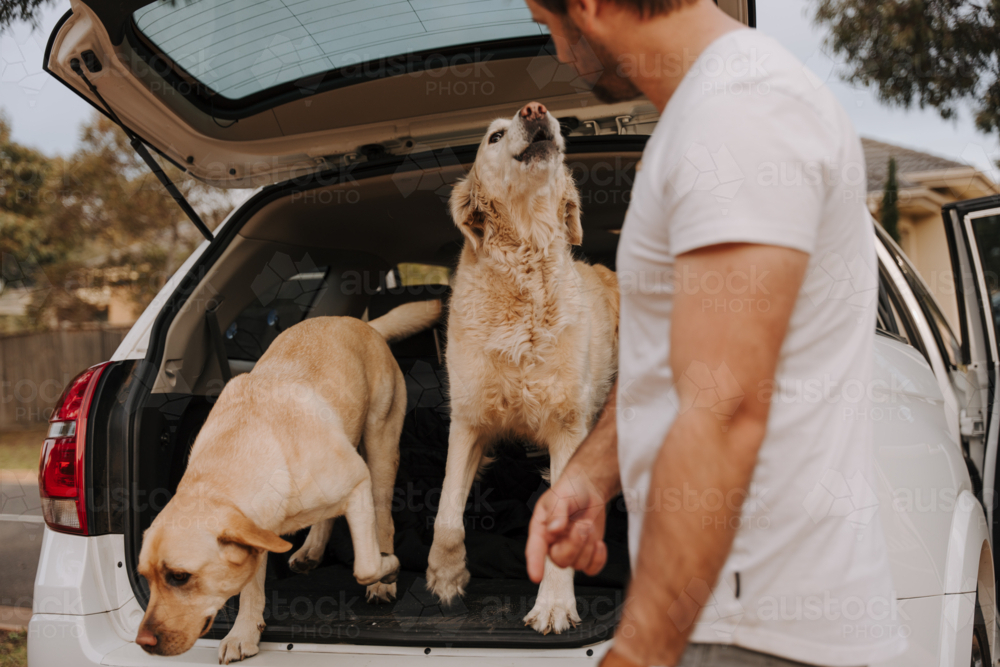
left=609, top=243, right=808, bottom=667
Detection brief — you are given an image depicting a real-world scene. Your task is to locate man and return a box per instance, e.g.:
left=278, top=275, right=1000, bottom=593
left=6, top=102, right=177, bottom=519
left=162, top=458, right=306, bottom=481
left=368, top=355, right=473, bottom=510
left=523, top=1, right=906, bottom=666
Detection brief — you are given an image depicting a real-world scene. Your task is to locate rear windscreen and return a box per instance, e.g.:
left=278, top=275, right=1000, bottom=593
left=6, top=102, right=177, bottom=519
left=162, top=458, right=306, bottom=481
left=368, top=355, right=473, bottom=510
left=133, top=0, right=547, bottom=100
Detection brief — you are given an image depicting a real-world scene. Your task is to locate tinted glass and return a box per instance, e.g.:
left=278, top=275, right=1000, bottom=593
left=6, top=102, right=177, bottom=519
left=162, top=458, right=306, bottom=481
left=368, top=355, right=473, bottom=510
left=965, top=213, right=1000, bottom=342
left=893, top=244, right=962, bottom=368
left=223, top=267, right=328, bottom=361
left=134, top=0, right=547, bottom=100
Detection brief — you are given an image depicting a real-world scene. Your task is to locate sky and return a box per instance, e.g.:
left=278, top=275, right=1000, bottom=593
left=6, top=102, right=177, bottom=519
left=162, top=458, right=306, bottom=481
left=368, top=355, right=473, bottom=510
left=1, top=0, right=998, bottom=183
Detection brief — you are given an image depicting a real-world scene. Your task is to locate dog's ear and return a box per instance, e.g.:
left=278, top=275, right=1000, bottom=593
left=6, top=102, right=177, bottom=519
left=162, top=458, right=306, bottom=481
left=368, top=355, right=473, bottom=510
left=561, top=174, right=583, bottom=246
left=450, top=172, right=486, bottom=251
left=218, top=509, right=292, bottom=558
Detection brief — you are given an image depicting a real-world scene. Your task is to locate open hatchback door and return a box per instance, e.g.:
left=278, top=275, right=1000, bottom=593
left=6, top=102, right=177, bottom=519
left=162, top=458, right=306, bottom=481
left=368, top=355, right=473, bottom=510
left=44, top=0, right=755, bottom=190
left=942, top=195, right=1000, bottom=561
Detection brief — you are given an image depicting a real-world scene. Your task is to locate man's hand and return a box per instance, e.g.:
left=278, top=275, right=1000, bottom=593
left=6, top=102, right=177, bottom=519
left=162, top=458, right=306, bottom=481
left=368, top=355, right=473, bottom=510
left=525, top=380, right=622, bottom=582
left=526, top=467, right=609, bottom=582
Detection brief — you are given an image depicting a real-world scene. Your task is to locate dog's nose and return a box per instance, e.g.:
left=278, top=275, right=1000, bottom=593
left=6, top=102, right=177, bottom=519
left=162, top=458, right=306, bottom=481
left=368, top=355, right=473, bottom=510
left=135, top=627, right=158, bottom=648
left=520, top=101, right=547, bottom=121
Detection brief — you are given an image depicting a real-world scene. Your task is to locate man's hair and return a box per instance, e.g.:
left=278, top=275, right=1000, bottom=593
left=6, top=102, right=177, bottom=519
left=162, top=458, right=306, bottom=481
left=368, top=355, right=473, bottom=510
left=533, top=0, right=699, bottom=17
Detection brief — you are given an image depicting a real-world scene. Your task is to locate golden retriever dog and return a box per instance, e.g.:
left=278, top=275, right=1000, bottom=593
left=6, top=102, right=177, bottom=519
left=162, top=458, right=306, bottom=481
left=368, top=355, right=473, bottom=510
left=135, top=301, right=441, bottom=663
left=426, top=102, right=620, bottom=634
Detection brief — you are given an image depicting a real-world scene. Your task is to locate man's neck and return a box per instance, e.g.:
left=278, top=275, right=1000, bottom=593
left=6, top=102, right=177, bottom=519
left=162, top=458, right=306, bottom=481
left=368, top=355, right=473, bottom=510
left=613, top=1, right=745, bottom=112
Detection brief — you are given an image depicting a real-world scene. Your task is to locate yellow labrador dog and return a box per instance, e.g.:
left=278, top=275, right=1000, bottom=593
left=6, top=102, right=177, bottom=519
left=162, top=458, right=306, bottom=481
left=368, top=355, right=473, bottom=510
left=426, top=102, right=620, bottom=634
left=135, top=301, right=441, bottom=663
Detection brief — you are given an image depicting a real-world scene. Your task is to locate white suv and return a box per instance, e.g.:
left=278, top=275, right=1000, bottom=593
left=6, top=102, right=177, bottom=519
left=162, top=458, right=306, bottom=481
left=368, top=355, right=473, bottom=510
left=31, top=1, right=1000, bottom=665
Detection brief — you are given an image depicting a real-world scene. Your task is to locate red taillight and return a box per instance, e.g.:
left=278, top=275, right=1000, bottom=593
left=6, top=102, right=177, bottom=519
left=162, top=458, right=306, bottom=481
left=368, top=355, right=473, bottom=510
left=38, top=362, right=110, bottom=535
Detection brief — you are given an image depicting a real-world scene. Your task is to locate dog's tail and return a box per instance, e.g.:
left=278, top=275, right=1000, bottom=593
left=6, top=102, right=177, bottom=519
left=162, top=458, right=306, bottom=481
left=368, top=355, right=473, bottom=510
left=368, top=300, right=443, bottom=344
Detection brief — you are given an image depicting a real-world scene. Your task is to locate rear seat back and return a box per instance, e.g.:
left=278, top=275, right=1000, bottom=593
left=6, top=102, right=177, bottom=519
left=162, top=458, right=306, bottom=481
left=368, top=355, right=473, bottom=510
left=366, top=284, right=451, bottom=363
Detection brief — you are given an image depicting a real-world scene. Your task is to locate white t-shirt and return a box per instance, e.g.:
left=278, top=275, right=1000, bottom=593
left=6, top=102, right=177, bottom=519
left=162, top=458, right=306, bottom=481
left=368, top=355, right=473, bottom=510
left=615, top=29, right=907, bottom=665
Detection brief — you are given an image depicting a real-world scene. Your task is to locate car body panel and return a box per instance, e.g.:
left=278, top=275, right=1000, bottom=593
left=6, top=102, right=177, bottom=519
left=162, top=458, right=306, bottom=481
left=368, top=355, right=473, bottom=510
left=44, top=1, right=752, bottom=188
left=32, top=530, right=133, bottom=617
left=110, top=237, right=211, bottom=362
left=870, top=336, right=968, bottom=599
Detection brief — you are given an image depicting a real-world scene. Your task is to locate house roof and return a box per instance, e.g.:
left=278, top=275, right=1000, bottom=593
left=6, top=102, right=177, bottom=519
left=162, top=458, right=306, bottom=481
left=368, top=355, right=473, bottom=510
left=862, top=137, right=966, bottom=192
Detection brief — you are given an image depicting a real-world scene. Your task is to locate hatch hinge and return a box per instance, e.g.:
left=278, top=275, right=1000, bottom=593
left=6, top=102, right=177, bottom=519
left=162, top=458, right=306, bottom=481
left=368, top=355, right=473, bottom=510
left=960, top=408, right=986, bottom=438
left=68, top=58, right=213, bottom=242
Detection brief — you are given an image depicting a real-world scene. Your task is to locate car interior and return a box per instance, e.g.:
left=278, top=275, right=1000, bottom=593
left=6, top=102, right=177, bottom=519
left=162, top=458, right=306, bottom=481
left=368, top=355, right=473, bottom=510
left=131, top=151, right=641, bottom=647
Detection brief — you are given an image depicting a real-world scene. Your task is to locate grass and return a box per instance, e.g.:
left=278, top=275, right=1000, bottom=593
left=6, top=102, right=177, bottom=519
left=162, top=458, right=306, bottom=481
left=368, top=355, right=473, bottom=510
left=0, top=630, right=26, bottom=667
left=0, top=429, right=47, bottom=473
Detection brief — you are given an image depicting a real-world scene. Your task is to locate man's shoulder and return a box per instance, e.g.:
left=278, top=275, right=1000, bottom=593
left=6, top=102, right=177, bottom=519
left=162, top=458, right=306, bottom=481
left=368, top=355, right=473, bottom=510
left=678, top=30, right=833, bottom=110
left=660, top=29, right=851, bottom=149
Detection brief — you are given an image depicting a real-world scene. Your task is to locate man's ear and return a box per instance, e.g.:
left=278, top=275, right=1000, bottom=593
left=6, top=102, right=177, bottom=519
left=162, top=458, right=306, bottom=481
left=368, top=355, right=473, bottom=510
left=449, top=172, right=486, bottom=251
left=561, top=171, right=583, bottom=246
left=218, top=509, right=292, bottom=557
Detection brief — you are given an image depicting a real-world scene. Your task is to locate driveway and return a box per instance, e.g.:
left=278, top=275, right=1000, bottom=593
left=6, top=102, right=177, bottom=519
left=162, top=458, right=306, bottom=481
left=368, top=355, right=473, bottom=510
left=0, top=470, right=43, bottom=620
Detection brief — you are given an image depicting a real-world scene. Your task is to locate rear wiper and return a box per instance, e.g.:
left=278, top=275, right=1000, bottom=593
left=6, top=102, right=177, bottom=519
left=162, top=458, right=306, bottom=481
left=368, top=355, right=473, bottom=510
left=69, top=57, right=214, bottom=242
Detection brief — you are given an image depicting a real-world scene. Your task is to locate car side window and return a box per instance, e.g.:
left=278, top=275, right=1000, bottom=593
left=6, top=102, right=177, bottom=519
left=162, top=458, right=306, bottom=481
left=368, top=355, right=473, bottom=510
left=880, top=234, right=962, bottom=368
left=876, top=272, right=901, bottom=337
left=899, top=259, right=961, bottom=369
left=877, top=263, right=925, bottom=355
left=223, top=267, right=330, bottom=361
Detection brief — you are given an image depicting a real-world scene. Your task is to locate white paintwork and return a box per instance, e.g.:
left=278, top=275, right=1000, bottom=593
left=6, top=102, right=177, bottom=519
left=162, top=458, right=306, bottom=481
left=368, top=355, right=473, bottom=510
left=111, top=241, right=208, bottom=362
left=32, top=529, right=134, bottom=617
left=872, top=593, right=979, bottom=667
left=875, top=237, right=961, bottom=443
left=870, top=336, right=969, bottom=599
left=942, top=492, right=989, bottom=595
left=29, top=609, right=608, bottom=667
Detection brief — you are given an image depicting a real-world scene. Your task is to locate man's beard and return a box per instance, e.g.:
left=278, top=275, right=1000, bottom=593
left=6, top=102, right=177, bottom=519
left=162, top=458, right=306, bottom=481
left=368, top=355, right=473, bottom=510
left=559, top=14, right=642, bottom=103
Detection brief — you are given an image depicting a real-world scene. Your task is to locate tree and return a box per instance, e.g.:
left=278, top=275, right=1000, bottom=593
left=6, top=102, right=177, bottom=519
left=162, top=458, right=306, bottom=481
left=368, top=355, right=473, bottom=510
left=0, top=0, right=54, bottom=32
left=880, top=157, right=901, bottom=243
left=1, top=112, right=235, bottom=331
left=41, top=113, right=234, bottom=324
left=0, top=112, right=62, bottom=332
left=813, top=0, right=1000, bottom=136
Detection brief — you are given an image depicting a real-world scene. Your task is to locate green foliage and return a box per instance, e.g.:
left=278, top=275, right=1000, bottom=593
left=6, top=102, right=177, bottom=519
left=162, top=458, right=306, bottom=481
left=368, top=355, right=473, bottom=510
left=0, top=0, right=53, bottom=31
left=813, top=0, right=1000, bottom=135
left=0, top=112, right=235, bottom=331
left=0, top=113, right=55, bottom=263
left=880, top=157, right=901, bottom=243
left=398, top=263, right=451, bottom=286
left=0, top=630, right=26, bottom=667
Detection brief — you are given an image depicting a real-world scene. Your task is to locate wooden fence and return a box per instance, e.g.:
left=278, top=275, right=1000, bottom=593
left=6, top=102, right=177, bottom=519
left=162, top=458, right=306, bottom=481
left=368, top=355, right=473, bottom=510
left=0, top=327, right=129, bottom=431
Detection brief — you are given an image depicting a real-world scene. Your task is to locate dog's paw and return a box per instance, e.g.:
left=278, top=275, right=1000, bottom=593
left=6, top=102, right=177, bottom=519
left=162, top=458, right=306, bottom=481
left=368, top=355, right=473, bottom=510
left=524, top=597, right=581, bottom=635
left=288, top=555, right=320, bottom=574
left=379, top=553, right=400, bottom=584
left=426, top=542, right=470, bottom=606
left=218, top=622, right=263, bottom=664
left=366, top=581, right=397, bottom=603
left=288, top=548, right=321, bottom=574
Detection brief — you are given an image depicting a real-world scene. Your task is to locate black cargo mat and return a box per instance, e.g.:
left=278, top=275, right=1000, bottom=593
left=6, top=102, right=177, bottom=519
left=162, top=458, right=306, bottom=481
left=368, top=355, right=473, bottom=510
left=209, top=567, right=622, bottom=647
left=205, top=357, right=629, bottom=648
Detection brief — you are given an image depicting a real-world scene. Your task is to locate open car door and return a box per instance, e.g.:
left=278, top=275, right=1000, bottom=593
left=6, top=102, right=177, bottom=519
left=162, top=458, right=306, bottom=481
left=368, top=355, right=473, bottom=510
left=942, top=195, right=1000, bottom=553
left=44, top=0, right=755, bottom=190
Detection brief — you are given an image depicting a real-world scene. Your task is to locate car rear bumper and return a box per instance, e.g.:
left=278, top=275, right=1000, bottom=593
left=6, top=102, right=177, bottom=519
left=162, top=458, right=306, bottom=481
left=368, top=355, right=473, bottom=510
left=26, top=595, right=959, bottom=667
left=27, top=529, right=967, bottom=666
left=28, top=610, right=608, bottom=666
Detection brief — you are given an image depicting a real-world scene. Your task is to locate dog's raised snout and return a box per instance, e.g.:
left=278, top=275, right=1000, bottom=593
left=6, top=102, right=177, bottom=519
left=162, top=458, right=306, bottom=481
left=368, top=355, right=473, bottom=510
left=135, top=626, right=159, bottom=649
left=520, top=101, right=548, bottom=121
